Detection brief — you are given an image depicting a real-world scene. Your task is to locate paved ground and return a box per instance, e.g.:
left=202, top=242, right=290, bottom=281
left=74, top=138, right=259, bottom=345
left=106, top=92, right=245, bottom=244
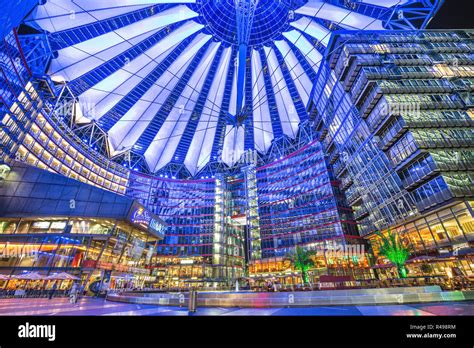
left=0, top=297, right=473, bottom=316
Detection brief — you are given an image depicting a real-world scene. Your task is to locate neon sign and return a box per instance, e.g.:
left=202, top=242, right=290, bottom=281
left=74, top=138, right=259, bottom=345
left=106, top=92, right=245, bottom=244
left=149, top=218, right=166, bottom=238
left=131, top=207, right=151, bottom=228
left=129, top=204, right=166, bottom=238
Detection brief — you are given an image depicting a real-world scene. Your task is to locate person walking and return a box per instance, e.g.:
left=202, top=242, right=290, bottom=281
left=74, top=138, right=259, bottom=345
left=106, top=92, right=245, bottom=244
left=48, top=281, right=57, bottom=300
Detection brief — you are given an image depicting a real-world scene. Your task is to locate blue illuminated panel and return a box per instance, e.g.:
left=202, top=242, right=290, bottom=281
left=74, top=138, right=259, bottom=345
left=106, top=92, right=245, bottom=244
left=256, top=141, right=358, bottom=258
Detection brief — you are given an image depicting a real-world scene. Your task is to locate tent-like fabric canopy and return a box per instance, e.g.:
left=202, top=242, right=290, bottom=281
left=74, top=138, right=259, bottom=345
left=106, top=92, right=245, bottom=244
left=13, top=272, right=45, bottom=280
left=45, top=272, right=80, bottom=280
left=24, top=0, right=441, bottom=175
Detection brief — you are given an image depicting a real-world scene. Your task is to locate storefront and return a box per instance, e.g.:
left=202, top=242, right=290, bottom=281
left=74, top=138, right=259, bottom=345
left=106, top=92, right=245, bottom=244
left=248, top=249, right=374, bottom=289
left=368, top=201, right=474, bottom=279
left=149, top=256, right=215, bottom=289
left=0, top=162, right=166, bottom=295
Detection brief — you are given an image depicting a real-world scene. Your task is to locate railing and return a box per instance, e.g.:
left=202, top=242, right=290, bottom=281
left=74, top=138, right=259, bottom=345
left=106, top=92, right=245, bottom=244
left=400, top=162, right=437, bottom=189
left=358, top=85, right=382, bottom=118
left=354, top=206, right=369, bottom=220
left=379, top=117, right=406, bottom=150
left=0, top=289, right=71, bottom=299
left=346, top=189, right=362, bottom=205
left=414, top=188, right=453, bottom=212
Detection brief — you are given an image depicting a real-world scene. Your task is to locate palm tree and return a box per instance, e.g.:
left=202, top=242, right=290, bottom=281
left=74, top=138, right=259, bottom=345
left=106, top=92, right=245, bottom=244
left=373, top=229, right=411, bottom=278
left=285, top=246, right=315, bottom=285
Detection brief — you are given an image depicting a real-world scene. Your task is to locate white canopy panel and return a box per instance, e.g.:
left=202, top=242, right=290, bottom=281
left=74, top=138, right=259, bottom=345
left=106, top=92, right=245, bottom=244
left=24, top=0, right=438, bottom=175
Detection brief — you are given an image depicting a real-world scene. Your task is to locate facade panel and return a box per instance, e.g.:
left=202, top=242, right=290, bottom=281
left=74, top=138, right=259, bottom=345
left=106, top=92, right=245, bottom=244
left=310, top=30, right=474, bottom=278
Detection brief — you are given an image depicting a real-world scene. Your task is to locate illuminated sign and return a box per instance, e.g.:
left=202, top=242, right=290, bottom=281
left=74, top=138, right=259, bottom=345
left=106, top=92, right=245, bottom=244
left=131, top=207, right=151, bottom=228
left=149, top=218, right=166, bottom=238
left=180, top=259, right=194, bottom=265
left=32, top=221, right=50, bottom=229
left=128, top=203, right=166, bottom=239
left=50, top=221, right=67, bottom=230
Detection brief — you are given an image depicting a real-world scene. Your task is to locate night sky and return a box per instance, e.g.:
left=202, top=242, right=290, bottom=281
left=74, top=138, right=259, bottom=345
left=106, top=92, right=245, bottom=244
left=428, top=0, right=473, bottom=29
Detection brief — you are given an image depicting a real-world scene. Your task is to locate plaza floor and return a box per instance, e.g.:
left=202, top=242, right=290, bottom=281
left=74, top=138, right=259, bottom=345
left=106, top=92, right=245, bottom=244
left=0, top=297, right=473, bottom=316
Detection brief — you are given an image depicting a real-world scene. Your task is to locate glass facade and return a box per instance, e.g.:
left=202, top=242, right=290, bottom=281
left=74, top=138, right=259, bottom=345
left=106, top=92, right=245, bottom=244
left=126, top=173, right=226, bottom=288
left=248, top=140, right=371, bottom=284
left=256, top=141, right=358, bottom=258
left=310, top=30, right=474, bottom=276
left=0, top=31, right=129, bottom=194
left=0, top=0, right=471, bottom=290
left=0, top=162, right=165, bottom=293
left=124, top=139, right=365, bottom=288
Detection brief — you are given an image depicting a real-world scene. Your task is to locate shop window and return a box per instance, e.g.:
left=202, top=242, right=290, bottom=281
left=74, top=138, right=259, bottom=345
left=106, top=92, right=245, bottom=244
left=457, top=211, right=474, bottom=236
left=16, top=221, right=32, bottom=234
left=441, top=216, right=463, bottom=239
left=430, top=224, right=450, bottom=244
left=0, top=221, right=17, bottom=234
left=415, top=224, right=436, bottom=249
left=402, top=225, right=423, bottom=251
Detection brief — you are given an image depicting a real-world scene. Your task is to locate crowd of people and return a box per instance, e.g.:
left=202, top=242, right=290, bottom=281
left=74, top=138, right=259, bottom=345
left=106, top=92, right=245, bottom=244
left=0, top=280, right=87, bottom=300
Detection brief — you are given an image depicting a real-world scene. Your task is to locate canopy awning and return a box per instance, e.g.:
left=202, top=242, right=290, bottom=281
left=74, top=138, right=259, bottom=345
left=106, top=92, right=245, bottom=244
left=45, top=272, right=80, bottom=280
left=13, top=272, right=45, bottom=280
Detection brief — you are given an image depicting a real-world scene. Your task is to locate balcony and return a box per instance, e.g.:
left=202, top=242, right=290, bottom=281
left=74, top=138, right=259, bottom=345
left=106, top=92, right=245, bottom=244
left=378, top=79, right=453, bottom=94
left=358, top=86, right=383, bottom=118
left=354, top=80, right=376, bottom=108
left=334, top=53, right=354, bottom=82
left=401, top=163, right=438, bottom=190
left=346, top=189, right=362, bottom=205
left=341, top=58, right=360, bottom=90
left=340, top=176, right=353, bottom=190
left=367, top=103, right=393, bottom=132
left=414, top=188, right=453, bottom=212
left=354, top=206, right=370, bottom=220
left=333, top=159, right=347, bottom=177
left=350, top=71, right=368, bottom=102
left=391, top=54, right=432, bottom=66
left=414, top=130, right=473, bottom=149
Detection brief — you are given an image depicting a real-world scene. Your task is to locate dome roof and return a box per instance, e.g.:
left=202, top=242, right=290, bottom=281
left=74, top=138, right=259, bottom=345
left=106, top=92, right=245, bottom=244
left=25, top=0, right=440, bottom=176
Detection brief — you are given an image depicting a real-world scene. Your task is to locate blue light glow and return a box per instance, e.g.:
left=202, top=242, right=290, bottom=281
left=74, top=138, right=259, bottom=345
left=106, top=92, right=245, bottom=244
left=21, top=0, right=441, bottom=176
